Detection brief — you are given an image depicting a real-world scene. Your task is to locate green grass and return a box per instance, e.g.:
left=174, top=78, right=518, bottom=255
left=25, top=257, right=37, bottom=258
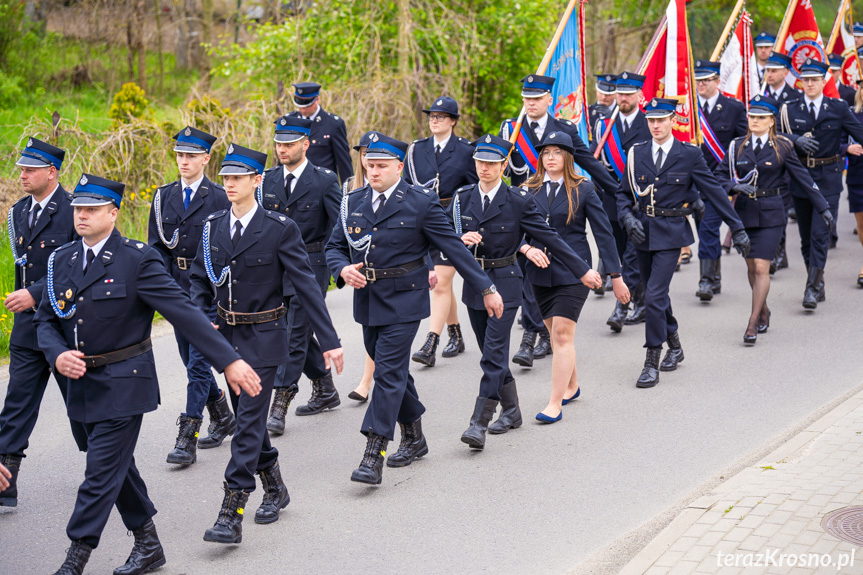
left=0, top=230, right=18, bottom=357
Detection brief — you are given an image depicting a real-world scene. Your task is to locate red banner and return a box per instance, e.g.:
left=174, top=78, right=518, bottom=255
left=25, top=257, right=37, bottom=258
left=775, top=0, right=840, bottom=97
left=719, top=10, right=757, bottom=105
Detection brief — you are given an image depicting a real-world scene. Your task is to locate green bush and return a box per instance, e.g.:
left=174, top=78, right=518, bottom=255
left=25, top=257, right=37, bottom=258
left=0, top=69, right=24, bottom=108
left=109, top=82, right=153, bottom=125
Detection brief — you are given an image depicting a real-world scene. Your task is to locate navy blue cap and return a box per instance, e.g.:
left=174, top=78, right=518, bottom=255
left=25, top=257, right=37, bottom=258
left=353, top=130, right=378, bottom=152
left=364, top=133, right=409, bottom=161
left=828, top=53, right=844, bottom=70
left=854, top=22, right=863, bottom=35
left=615, top=71, right=646, bottom=93
left=17, top=137, right=65, bottom=170
left=471, top=134, right=514, bottom=162
left=423, top=96, right=460, bottom=119
left=643, top=97, right=678, bottom=118
left=748, top=94, right=780, bottom=116
left=72, top=174, right=124, bottom=208
left=219, top=143, right=267, bottom=175
left=694, top=60, right=721, bottom=79
left=521, top=74, right=555, bottom=97
left=765, top=52, right=792, bottom=70
left=292, top=82, right=321, bottom=105
left=536, top=131, right=575, bottom=157
left=273, top=115, right=312, bottom=143
left=596, top=74, right=617, bottom=94
left=799, top=58, right=829, bottom=77
left=173, top=126, right=215, bottom=154
left=755, top=32, right=776, bottom=47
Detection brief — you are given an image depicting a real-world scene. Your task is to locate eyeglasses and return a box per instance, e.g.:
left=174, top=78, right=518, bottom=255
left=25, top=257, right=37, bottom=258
left=540, top=149, right=564, bottom=158
left=695, top=78, right=718, bottom=84
left=428, top=114, right=451, bottom=122
left=800, top=77, right=823, bottom=84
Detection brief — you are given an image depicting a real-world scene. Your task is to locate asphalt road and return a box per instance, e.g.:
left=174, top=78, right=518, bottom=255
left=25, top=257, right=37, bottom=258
left=1, top=207, right=862, bottom=575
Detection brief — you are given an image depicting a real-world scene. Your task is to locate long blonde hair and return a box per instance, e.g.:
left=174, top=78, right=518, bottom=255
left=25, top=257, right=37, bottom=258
left=347, top=148, right=368, bottom=192
left=855, top=87, right=863, bottom=114
left=525, top=147, right=587, bottom=224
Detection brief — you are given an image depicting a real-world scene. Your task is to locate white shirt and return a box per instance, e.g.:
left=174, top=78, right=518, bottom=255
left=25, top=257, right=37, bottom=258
left=542, top=174, right=563, bottom=201
left=283, top=159, right=309, bottom=192
left=229, top=202, right=258, bottom=240
left=803, top=94, right=824, bottom=120
left=652, top=138, right=674, bottom=170
left=179, top=175, right=204, bottom=204
left=304, top=104, right=321, bottom=122
left=372, top=180, right=399, bottom=213
left=620, top=109, right=639, bottom=131
left=698, top=92, right=720, bottom=115
left=478, top=179, right=503, bottom=204
left=433, top=135, right=450, bottom=153
left=527, top=114, right=548, bottom=140
left=30, top=186, right=58, bottom=219
left=751, top=134, right=768, bottom=149
left=81, top=234, right=111, bottom=269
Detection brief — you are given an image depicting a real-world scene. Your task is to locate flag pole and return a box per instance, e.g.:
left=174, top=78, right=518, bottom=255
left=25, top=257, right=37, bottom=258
left=507, top=0, right=580, bottom=150
left=638, top=17, right=668, bottom=74
left=825, top=0, right=848, bottom=53
left=761, top=0, right=797, bottom=92
left=685, top=7, right=702, bottom=145
left=710, top=0, right=745, bottom=61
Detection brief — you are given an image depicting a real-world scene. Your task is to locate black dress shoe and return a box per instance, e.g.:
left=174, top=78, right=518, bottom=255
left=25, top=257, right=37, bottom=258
left=411, top=332, right=439, bottom=367
left=743, top=331, right=757, bottom=345
left=441, top=324, right=466, bottom=358
left=347, top=390, right=368, bottom=403
left=113, top=519, right=166, bottom=575
left=757, top=310, right=771, bottom=334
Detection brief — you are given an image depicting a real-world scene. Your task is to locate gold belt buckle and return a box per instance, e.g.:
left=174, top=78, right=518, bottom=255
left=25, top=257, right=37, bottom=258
left=747, top=190, right=758, bottom=200
left=476, top=257, right=486, bottom=270
left=176, top=258, right=189, bottom=270
left=645, top=205, right=655, bottom=217
left=365, top=267, right=377, bottom=283
left=806, top=157, right=816, bottom=169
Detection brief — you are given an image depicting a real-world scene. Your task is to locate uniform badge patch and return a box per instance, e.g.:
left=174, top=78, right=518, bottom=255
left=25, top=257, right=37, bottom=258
left=58, top=300, right=65, bottom=310
left=65, top=289, right=72, bottom=299
left=355, top=228, right=361, bottom=234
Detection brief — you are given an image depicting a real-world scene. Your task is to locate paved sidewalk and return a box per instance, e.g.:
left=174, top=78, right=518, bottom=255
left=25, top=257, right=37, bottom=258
left=621, top=388, right=863, bottom=575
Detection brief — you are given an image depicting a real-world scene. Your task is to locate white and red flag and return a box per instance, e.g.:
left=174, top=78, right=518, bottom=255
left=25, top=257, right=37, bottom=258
left=773, top=0, right=840, bottom=97
left=718, top=9, right=758, bottom=105
left=826, top=0, right=861, bottom=88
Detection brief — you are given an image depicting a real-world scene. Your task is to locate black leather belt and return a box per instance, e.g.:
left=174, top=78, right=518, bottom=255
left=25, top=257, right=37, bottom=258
left=747, top=188, right=782, bottom=199
left=217, top=303, right=287, bottom=326
left=175, top=257, right=193, bottom=271
left=637, top=204, right=693, bottom=218
left=475, top=253, right=518, bottom=269
left=439, top=197, right=453, bottom=208
left=363, top=257, right=427, bottom=282
left=82, top=338, right=152, bottom=368
left=805, top=155, right=841, bottom=168
left=305, top=240, right=325, bottom=253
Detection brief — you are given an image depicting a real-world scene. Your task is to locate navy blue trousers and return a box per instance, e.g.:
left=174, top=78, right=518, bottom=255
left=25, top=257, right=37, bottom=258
left=274, top=291, right=329, bottom=391
left=466, top=306, right=518, bottom=401
left=792, top=194, right=836, bottom=270
left=636, top=249, right=679, bottom=349
left=518, top=255, right=545, bottom=333
left=225, top=366, right=278, bottom=492
left=0, top=343, right=87, bottom=457
left=696, top=201, right=724, bottom=260
left=175, top=328, right=221, bottom=419
left=67, top=415, right=155, bottom=548
left=611, top=218, right=642, bottom=291
left=361, top=321, right=424, bottom=440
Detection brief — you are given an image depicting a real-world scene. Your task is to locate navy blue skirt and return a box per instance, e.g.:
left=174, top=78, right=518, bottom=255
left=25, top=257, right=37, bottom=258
left=531, top=282, right=590, bottom=322
left=745, top=225, right=784, bottom=260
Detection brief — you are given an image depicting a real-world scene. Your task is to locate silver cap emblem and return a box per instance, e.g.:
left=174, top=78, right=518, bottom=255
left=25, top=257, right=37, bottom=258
left=527, top=75, right=534, bottom=83
left=622, top=72, right=628, bottom=79
left=485, top=135, right=492, bottom=143
left=80, top=175, right=88, bottom=186
left=184, top=127, right=191, bottom=136
left=370, top=133, right=379, bottom=142
left=549, top=133, right=556, bottom=139
left=27, top=138, right=33, bottom=147
left=651, top=99, right=658, bottom=106
left=280, top=118, right=287, bottom=125
left=228, top=144, right=234, bottom=154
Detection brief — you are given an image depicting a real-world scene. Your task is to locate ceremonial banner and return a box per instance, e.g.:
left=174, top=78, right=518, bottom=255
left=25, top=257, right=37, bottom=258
left=638, top=0, right=700, bottom=143
left=774, top=0, right=840, bottom=97
left=506, top=120, right=540, bottom=173
left=826, top=0, right=861, bottom=87
left=548, top=0, right=590, bottom=146
left=718, top=9, right=758, bottom=105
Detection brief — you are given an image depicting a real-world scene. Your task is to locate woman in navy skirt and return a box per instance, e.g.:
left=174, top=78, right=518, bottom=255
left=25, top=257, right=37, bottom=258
left=522, top=131, right=629, bottom=423
left=842, top=83, right=863, bottom=287
left=717, top=95, right=830, bottom=344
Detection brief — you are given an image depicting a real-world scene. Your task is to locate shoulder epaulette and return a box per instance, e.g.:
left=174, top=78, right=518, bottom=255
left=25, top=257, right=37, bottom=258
left=121, top=237, right=147, bottom=250
left=207, top=209, right=229, bottom=220
left=413, top=136, right=430, bottom=144
left=683, top=141, right=698, bottom=148
left=265, top=210, right=290, bottom=224
left=456, top=185, right=474, bottom=194
left=315, top=166, right=334, bottom=175
left=346, top=184, right=368, bottom=195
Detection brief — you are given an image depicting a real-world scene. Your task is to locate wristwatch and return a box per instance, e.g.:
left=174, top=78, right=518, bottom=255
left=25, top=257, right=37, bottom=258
left=609, top=273, right=621, bottom=279
left=481, top=285, right=498, bottom=296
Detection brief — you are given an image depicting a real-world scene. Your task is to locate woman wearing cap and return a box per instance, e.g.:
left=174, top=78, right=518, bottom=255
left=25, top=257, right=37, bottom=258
left=523, top=132, right=630, bottom=422
left=406, top=96, right=478, bottom=368
left=843, top=80, right=863, bottom=287
left=717, top=95, right=829, bottom=343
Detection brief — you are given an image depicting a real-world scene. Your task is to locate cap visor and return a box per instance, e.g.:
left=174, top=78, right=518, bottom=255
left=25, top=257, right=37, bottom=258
left=799, top=72, right=824, bottom=78
left=364, top=151, right=401, bottom=161
left=747, top=108, right=775, bottom=116
left=293, top=96, right=317, bottom=106
left=615, top=87, right=639, bottom=94
left=173, top=145, right=208, bottom=153
left=273, top=133, right=306, bottom=143
left=521, top=90, right=549, bottom=98
left=694, top=72, right=718, bottom=80
left=15, top=156, right=52, bottom=168
left=218, top=165, right=256, bottom=176
left=644, top=110, right=675, bottom=118
left=472, top=151, right=507, bottom=162
left=71, top=196, right=114, bottom=207
left=352, top=144, right=367, bottom=151
left=596, top=87, right=617, bottom=95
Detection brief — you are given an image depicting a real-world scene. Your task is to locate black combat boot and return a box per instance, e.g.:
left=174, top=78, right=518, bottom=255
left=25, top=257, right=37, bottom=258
left=696, top=259, right=718, bottom=301
left=203, top=482, right=250, bottom=544
left=386, top=418, right=429, bottom=468
left=411, top=332, right=440, bottom=367
left=460, top=397, right=499, bottom=450
left=802, top=267, right=824, bottom=309
left=295, top=372, right=340, bottom=416
left=351, top=432, right=389, bottom=485
left=594, top=260, right=607, bottom=296
left=113, top=519, right=166, bottom=575
left=0, top=454, right=21, bottom=507
left=255, top=460, right=290, bottom=524
left=625, top=285, right=646, bottom=324
left=199, top=391, right=236, bottom=448
left=488, top=378, right=523, bottom=434
left=660, top=331, right=684, bottom=372
left=441, top=324, right=466, bottom=358
left=534, top=328, right=552, bottom=359
left=266, top=385, right=297, bottom=434
left=607, top=301, right=629, bottom=332
left=636, top=347, right=662, bottom=388
left=776, top=240, right=789, bottom=270
left=53, top=541, right=93, bottom=575
left=165, top=415, right=202, bottom=466
left=512, top=330, right=537, bottom=367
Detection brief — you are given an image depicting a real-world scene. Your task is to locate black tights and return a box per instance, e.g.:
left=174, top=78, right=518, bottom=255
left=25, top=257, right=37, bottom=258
left=745, top=258, right=771, bottom=336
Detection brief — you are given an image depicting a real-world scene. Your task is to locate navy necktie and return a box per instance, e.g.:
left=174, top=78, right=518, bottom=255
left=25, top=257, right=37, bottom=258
left=232, top=221, right=243, bottom=249
left=83, top=249, right=95, bottom=274
left=284, top=173, right=295, bottom=201
left=183, top=187, right=193, bottom=211
left=375, top=194, right=386, bottom=217
left=483, top=194, right=490, bottom=213
left=29, top=205, right=41, bottom=231
left=754, top=139, right=763, bottom=156
left=655, top=148, right=664, bottom=172
left=548, top=182, right=559, bottom=205
left=809, top=102, right=817, bottom=123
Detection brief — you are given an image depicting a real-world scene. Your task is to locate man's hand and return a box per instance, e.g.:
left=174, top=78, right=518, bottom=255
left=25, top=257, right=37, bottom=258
left=731, top=183, right=757, bottom=197
left=0, top=462, right=10, bottom=492
left=612, top=276, right=631, bottom=304
left=622, top=213, right=646, bottom=245
left=461, top=231, right=482, bottom=246
left=821, top=209, right=835, bottom=230
left=794, top=136, right=820, bottom=155
left=323, top=347, right=345, bottom=374
left=340, top=262, right=367, bottom=290
left=483, top=292, right=504, bottom=318
left=428, top=269, right=438, bottom=291
left=580, top=269, right=603, bottom=290
left=56, top=350, right=87, bottom=380
left=4, top=289, right=36, bottom=313
left=691, top=197, right=706, bottom=220
left=732, top=229, right=751, bottom=258
left=224, top=360, right=262, bottom=397
left=847, top=143, right=863, bottom=156
left=523, top=246, right=550, bottom=268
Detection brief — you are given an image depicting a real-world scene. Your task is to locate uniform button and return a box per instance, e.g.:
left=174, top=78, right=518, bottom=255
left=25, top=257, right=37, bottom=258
left=106, top=291, right=111, bottom=296
left=368, top=263, right=374, bottom=267
left=182, top=235, right=187, bottom=239
left=655, top=177, right=659, bottom=181
left=479, top=242, right=484, bottom=246
left=232, top=280, right=238, bottom=285
left=29, top=281, right=34, bottom=286
left=400, top=221, right=404, bottom=225
left=479, top=228, right=485, bottom=232
left=77, top=319, right=83, bottom=325
left=133, top=370, right=138, bottom=375
left=373, top=227, right=378, bottom=232
left=78, top=297, right=84, bottom=302
left=28, top=263, right=33, bottom=268
left=79, top=342, right=84, bottom=347
left=411, top=284, right=415, bottom=288
left=232, top=299, right=238, bottom=304
left=181, top=248, right=187, bottom=253
left=257, top=258, right=262, bottom=263
left=234, top=347, right=239, bottom=351
left=231, top=260, right=236, bottom=265
left=370, top=245, right=375, bottom=249
left=27, top=246, right=32, bottom=250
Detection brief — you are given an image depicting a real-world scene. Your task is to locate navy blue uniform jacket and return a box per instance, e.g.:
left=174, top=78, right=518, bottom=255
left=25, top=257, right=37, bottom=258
left=288, top=108, right=353, bottom=184
left=525, top=180, right=621, bottom=287
left=260, top=162, right=341, bottom=291
left=448, top=183, right=591, bottom=310
left=404, top=135, right=478, bottom=200
left=147, top=175, right=230, bottom=293
left=616, top=140, right=744, bottom=251
left=34, top=230, right=242, bottom=423
left=717, top=136, right=828, bottom=228
left=591, top=110, right=652, bottom=222
left=326, top=180, right=493, bottom=326
left=9, top=184, right=78, bottom=349
left=190, top=207, right=340, bottom=368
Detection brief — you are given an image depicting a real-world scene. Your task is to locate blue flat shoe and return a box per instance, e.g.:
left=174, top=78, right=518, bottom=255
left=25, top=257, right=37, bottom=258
left=562, top=388, right=580, bottom=405
left=535, top=411, right=562, bottom=424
